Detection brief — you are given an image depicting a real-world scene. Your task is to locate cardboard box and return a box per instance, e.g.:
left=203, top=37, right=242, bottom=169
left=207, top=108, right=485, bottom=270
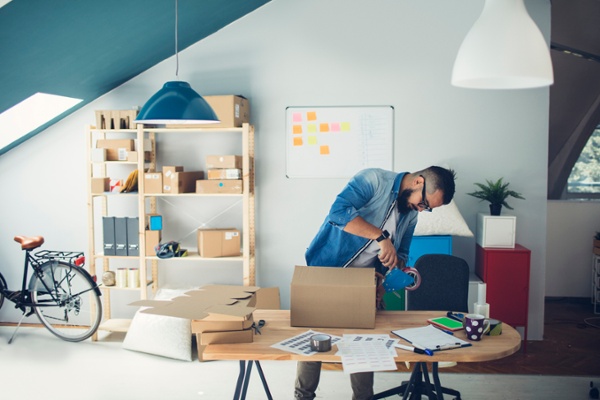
left=163, top=166, right=184, bottom=179
left=91, top=177, right=110, bottom=193
left=207, top=168, right=242, bottom=180
left=127, top=151, right=151, bottom=162
left=196, top=179, right=242, bottom=194
left=197, top=329, right=253, bottom=345
left=206, top=155, right=243, bottom=169
left=96, top=139, right=135, bottom=161
left=164, top=95, right=249, bottom=128
left=192, top=315, right=255, bottom=333
left=164, top=171, right=204, bottom=193
left=290, top=266, right=376, bottom=329
left=145, top=230, right=162, bottom=256
left=144, top=172, right=163, bottom=194
left=255, top=287, right=281, bottom=310
left=476, top=213, right=516, bottom=248
left=91, top=148, right=107, bottom=162
left=197, top=228, right=241, bottom=258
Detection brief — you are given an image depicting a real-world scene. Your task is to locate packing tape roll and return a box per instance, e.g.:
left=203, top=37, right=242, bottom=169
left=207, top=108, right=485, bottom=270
left=487, top=319, right=502, bottom=336
left=310, top=334, right=332, bottom=352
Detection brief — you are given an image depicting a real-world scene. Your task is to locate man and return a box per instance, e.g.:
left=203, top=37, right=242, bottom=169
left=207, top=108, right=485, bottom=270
left=296, top=166, right=456, bottom=400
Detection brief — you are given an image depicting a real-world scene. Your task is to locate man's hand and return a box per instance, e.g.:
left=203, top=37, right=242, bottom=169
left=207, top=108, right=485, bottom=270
left=377, top=238, right=398, bottom=268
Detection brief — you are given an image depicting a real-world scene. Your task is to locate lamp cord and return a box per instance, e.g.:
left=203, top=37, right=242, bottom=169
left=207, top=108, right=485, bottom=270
left=175, top=0, right=179, bottom=78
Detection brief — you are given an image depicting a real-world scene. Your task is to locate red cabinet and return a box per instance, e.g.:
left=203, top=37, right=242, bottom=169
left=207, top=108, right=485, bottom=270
left=476, top=244, right=531, bottom=345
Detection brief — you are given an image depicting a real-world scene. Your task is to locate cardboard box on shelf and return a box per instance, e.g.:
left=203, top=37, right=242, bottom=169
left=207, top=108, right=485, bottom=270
left=144, top=172, right=163, bottom=194
left=290, top=266, right=376, bottom=329
left=196, top=180, right=242, bottom=194
left=197, top=228, right=241, bottom=258
left=96, top=139, right=135, bottom=161
left=165, top=95, right=249, bottom=129
left=145, top=230, right=162, bottom=256
left=206, top=155, right=243, bottom=169
left=163, top=166, right=184, bottom=179
left=91, top=177, right=110, bottom=193
left=91, top=148, right=107, bottom=162
left=127, top=151, right=151, bottom=162
left=164, top=171, right=204, bottom=194
left=207, top=168, right=242, bottom=180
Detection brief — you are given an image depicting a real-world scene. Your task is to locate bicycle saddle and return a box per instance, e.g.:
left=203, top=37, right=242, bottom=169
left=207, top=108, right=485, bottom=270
left=14, top=235, right=45, bottom=250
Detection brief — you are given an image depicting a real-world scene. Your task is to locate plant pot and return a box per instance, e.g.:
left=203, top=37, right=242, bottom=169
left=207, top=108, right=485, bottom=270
left=489, top=203, right=502, bottom=216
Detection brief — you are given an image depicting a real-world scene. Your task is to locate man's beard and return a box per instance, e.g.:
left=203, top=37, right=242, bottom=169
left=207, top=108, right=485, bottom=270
left=397, top=188, right=416, bottom=214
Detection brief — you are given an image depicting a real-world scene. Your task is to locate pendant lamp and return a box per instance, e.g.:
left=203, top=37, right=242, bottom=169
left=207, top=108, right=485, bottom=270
left=135, top=0, right=219, bottom=124
left=451, top=0, right=553, bottom=89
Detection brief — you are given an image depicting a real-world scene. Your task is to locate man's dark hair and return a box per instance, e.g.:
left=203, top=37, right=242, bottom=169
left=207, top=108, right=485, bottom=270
left=418, top=166, right=456, bottom=205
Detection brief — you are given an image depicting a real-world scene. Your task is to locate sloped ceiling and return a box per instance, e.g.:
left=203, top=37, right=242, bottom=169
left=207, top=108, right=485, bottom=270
left=0, top=0, right=269, bottom=152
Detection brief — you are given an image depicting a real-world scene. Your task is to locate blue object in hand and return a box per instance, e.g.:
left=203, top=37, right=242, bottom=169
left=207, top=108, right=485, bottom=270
left=382, top=268, right=415, bottom=292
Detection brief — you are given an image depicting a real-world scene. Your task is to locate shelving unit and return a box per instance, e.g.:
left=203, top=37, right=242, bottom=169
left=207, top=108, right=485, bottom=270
left=85, top=123, right=255, bottom=339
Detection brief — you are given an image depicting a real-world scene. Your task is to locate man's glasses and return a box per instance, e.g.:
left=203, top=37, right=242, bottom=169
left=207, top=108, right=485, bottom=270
left=418, top=175, right=432, bottom=212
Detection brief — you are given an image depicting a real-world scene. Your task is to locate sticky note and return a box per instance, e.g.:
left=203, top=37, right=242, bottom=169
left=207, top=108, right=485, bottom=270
left=308, top=136, right=317, bottom=145
left=293, top=137, right=303, bottom=146
left=330, top=122, right=341, bottom=132
left=341, top=122, right=351, bottom=131
left=307, top=124, right=317, bottom=133
left=293, top=113, right=302, bottom=122
left=307, top=112, right=317, bottom=121
left=320, top=145, right=330, bottom=155
left=319, top=123, right=329, bottom=133
left=293, top=125, right=303, bottom=134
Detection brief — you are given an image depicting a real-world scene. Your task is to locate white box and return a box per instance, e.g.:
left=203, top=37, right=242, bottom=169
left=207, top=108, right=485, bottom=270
left=476, top=213, right=516, bottom=248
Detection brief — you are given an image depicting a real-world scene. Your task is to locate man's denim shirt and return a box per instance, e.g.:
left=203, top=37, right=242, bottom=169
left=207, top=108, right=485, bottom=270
left=305, top=168, right=418, bottom=272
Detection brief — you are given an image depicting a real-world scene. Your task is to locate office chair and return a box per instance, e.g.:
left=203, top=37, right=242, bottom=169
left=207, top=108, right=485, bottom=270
left=374, top=254, right=470, bottom=400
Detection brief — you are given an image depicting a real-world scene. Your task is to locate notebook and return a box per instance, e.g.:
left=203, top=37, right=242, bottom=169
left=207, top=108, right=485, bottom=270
left=392, top=324, right=471, bottom=352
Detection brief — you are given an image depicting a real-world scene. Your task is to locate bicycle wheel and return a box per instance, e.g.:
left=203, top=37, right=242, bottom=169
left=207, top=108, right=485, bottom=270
left=0, top=272, right=6, bottom=310
left=29, top=261, right=102, bottom=342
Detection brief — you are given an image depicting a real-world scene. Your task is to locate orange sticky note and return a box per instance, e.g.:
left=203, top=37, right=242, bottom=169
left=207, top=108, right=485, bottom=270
left=319, top=123, right=329, bottom=132
left=293, top=137, right=303, bottom=146
left=307, top=112, right=317, bottom=121
left=293, top=125, right=303, bottom=134
left=320, top=145, right=330, bottom=155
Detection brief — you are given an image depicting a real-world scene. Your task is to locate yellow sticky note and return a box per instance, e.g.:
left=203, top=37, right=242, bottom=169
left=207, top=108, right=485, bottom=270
left=341, top=122, right=351, bottom=131
left=293, top=125, right=303, bottom=134
left=293, top=137, right=303, bottom=146
left=307, top=112, right=317, bottom=121
left=308, top=136, right=317, bottom=145
left=307, top=124, right=317, bottom=133
left=320, top=145, right=330, bottom=155
left=319, top=123, right=329, bottom=133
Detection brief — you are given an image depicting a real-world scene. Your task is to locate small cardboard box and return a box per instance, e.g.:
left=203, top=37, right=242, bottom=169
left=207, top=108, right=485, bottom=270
left=91, top=177, right=110, bottom=193
left=96, top=139, right=135, bottom=161
left=197, top=228, right=241, bottom=258
left=145, top=230, right=162, bottom=256
left=205, top=95, right=249, bottom=128
left=164, top=171, right=204, bottom=193
left=192, top=315, right=255, bottom=333
left=196, top=179, right=242, bottom=194
left=206, top=155, right=243, bottom=169
left=163, top=166, right=184, bottom=179
left=207, top=168, right=242, bottom=180
left=144, top=172, right=163, bottom=194
left=290, top=266, right=376, bottom=329
left=197, top=329, right=254, bottom=345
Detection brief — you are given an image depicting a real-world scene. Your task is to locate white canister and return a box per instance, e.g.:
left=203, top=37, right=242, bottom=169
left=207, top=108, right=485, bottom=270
left=127, top=268, right=140, bottom=288
left=116, top=268, right=128, bottom=288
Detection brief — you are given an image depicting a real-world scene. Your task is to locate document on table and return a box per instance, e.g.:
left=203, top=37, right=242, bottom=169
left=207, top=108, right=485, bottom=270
left=336, top=334, right=398, bottom=374
left=271, top=330, right=342, bottom=356
left=392, top=325, right=471, bottom=352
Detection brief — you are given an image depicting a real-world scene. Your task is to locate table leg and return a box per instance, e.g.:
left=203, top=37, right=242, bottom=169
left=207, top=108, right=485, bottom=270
left=431, top=362, right=445, bottom=400
left=234, top=360, right=247, bottom=400
left=240, top=360, right=254, bottom=399
left=255, top=361, right=274, bottom=400
left=233, top=360, right=273, bottom=400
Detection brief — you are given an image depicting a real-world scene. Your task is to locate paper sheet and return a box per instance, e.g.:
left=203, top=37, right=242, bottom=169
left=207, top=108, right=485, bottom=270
left=336, top=339, right=397, bottom=374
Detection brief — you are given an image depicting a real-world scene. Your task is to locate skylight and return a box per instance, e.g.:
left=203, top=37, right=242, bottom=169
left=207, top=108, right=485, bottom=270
left=0, top=92, right=82, bottom=151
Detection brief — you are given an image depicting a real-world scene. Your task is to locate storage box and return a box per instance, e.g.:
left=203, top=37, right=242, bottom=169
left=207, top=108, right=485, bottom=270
left=197, top=329, right=253, bottom=345
left=196, top=180, right=242, bottom=194
left=192, top=316, right=255, bottom=333
left=144, top=172, right=163, bottom=193
left=290, top=266, right=376, bottom=329
left=164, top=171, right=204, bottom=193
left=197, top=228, right=241, bottom=258
left=476, top=213, right=516, bottom=248
left=96, top=139, right=135, bottom=161
left=207, top=168, right=242, bottom=180
left=145, top=230, right=162, bottom=256
left=127, top=151, right=151, bottom=162
left=163, top=166, right=184, bottom=179
left=164, top=95, right=249, bottom=129
left=206, top=155, right=243, bottom=169
left=91, top=177, right=110, bottom=193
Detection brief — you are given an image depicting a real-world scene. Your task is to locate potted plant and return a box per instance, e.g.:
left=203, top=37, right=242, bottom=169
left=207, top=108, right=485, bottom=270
left=467, top=178, right=525, bottom=216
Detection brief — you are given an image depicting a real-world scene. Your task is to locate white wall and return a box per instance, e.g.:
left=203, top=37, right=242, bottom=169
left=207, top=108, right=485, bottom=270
left=0, top=0, right=554, bottom=340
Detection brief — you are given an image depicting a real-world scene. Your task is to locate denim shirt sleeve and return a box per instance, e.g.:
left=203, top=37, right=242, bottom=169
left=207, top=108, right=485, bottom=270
left=396, top=212, right=418, bottom=264
left=325, top=170, right=377, bottom=229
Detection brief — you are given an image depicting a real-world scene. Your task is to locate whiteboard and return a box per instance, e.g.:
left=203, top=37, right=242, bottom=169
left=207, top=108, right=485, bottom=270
left=285, top=106, right=394, bottom=178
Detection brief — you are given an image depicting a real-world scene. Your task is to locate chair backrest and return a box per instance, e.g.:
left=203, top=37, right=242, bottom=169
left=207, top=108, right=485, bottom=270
left=406, top=254, right=470, bottom=313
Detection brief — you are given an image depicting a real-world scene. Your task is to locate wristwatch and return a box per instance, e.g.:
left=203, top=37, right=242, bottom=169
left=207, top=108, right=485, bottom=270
left=376, top=230, right=390, bottom=242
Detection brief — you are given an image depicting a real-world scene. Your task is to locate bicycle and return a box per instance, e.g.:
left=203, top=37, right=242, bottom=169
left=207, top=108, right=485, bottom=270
left=0, top=235, right=102, bottom=343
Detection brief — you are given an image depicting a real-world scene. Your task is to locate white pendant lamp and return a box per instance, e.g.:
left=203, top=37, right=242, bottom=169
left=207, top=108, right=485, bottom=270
left=451, top=0, right=554, bottom=89
left=135, top=0, right=219, bottom=124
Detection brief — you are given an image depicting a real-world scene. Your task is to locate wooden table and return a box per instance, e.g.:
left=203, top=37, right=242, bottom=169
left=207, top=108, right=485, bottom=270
left=202, top=309, right=521, bottom=399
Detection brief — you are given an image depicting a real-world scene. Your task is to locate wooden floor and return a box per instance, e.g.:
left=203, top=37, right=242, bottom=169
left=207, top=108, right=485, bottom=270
left=445, top=297, right=600, bottom=376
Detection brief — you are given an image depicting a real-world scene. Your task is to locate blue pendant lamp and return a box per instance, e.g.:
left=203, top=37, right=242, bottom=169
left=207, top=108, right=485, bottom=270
left=135, top=0, right=219, bottom=125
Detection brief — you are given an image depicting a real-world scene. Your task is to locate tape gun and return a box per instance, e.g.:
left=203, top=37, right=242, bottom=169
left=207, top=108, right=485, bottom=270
left=382, top=267, right=421, bottom=292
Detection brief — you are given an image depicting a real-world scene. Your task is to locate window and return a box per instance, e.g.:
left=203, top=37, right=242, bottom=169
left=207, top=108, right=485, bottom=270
left=567, top=125, right=600, bottom=198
